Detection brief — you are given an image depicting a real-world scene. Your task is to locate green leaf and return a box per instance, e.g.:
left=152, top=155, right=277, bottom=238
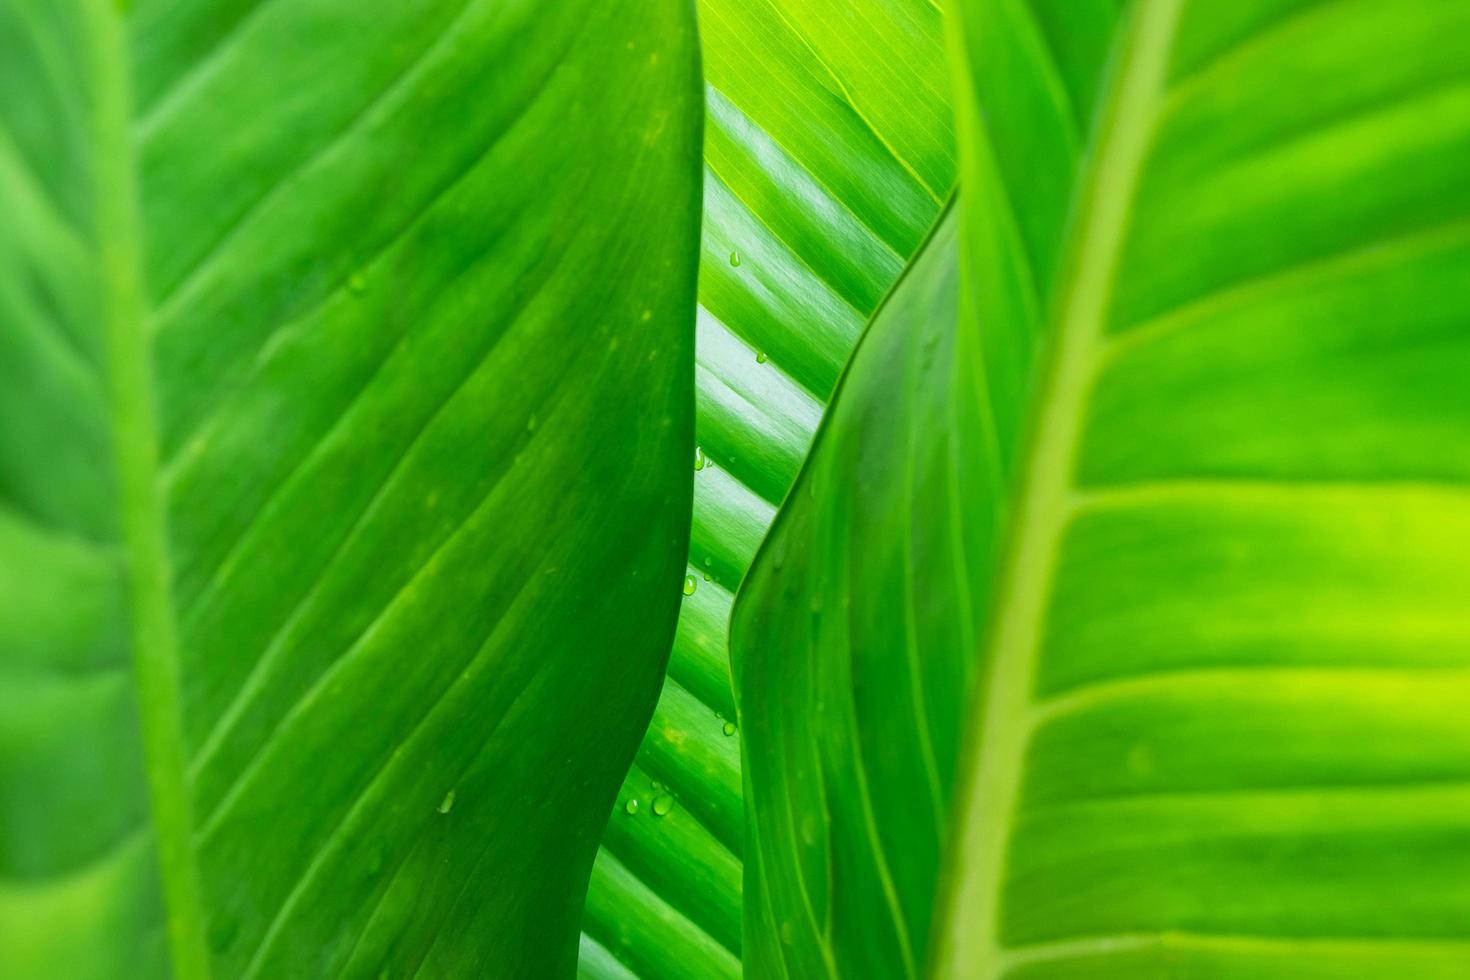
left=729, top=0, right=1121, bottom=973
left=734, top=203, right=976, bottom=980
left=578, top=1, right=956, bottom=977
left=0, top=2, right=700, bottom=978
left=737, top=0, right=1470, bottom=976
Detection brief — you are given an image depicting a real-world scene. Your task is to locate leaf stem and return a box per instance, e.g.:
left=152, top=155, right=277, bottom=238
left=84, top=2, right=212, bottom=976
left=927, top=1, right=1182, bottom=976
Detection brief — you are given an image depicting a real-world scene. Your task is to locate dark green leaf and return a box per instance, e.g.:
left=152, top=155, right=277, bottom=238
left=0, top=1, right=700, bottom=977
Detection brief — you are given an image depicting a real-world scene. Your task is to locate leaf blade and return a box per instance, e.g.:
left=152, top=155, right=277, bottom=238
left=738, top=0, right=1470, bottom=977
left=0, top=2, right=702, bottom=977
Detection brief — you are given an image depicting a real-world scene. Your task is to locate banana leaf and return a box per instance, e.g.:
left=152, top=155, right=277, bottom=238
left=0, top=1, right=701, bottom=976
left=734, top=1, right=1470, bottom=977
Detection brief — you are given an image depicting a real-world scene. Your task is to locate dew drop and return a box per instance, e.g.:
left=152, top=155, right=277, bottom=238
left=703, top=572, right=711, bottom=581
left=683, top=574, right=697, bottom=596
left=437, top=789, right=456, bottom=815
left=625, top=798, right=640, bottom=815
left=694, top=446, right=706, bottom=471
left=348, top=272, right=367, bottom=295
left=729, top=250, right=741, bottom=267
left=651, top=793, right=675, bottom=817
left=755, top=351, right=768, bottom=364
left=526, top=415, right=538, bottom=432
left=722, top=721, right=737, bottom=737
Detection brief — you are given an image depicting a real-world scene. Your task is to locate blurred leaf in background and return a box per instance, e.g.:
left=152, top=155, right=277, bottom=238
left=0, top=0, right=700, bottom=977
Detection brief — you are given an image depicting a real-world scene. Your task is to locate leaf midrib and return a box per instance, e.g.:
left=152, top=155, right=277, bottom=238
left=928, top=2, right=1184, bottom=977
left=84, top=3, right=212, bottom=977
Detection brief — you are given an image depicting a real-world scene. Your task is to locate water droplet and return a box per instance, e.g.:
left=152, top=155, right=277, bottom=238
left=348, top=272, right=367, bottom=294
left=694, top=446, right=706, bottom=471
left=437, top=789, right=456, bottom=814
left=703, top=557, right=712, bottom=566
left=624, top=798, right=640, bottom=815
left=723, top=721, right=737, bottom=736
left=703, top=572, right=711, bottom=581
left=651, top=793, right=675, bottom=817
left=729, top=250, right=741, bottom=267
left=683, top=574, right=697, bottom=596
left=526, top=415, right=538, bottom=432
left=756, top=351, right=767, bottom=364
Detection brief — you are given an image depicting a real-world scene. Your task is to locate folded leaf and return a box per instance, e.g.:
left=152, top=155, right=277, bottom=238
left=579, top=1, right=956, bottom=976
left=0, top=1, right=700, bottom=977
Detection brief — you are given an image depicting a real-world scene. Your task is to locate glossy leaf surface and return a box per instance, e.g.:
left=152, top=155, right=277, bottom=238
left=0, top=1, right=700, bottom=977
left=735, top=0, right=1470, bottom=977
left=579, top=0, right=956, bottom=976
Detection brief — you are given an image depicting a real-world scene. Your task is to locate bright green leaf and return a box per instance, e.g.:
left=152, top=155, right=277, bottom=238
left=0, top=1, right=700, bottom=977
left=736, top=0, right=1470, bottom=977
